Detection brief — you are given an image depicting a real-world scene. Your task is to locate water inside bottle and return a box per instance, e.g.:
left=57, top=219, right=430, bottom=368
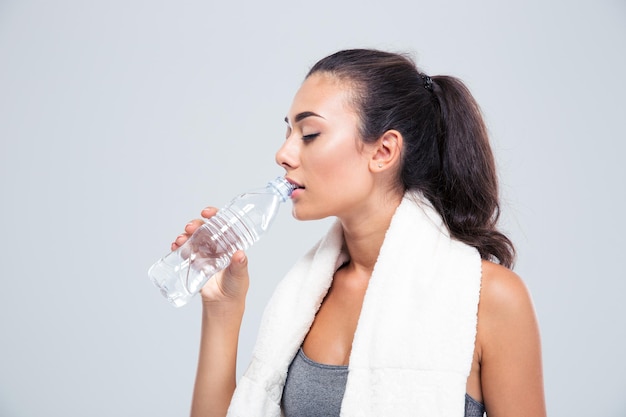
left=149, top=177, right=294, bottom=307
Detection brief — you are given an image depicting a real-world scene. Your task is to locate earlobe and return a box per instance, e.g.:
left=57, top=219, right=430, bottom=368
left=371, top=130, right=403, bottom=171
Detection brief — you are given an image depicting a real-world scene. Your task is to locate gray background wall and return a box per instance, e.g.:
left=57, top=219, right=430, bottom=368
left=1, top=0, right=624, bottom=416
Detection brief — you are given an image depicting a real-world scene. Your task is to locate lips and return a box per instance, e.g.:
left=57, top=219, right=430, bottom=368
left=286, top=178, right=304, bottom=198
left=286, top=178, right=304, bottom=190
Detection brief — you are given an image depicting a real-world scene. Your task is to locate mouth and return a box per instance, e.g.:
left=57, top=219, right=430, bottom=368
left=286, top=178, right=305, bottom=193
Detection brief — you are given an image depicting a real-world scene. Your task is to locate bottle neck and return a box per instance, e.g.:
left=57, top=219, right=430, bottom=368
left=268, top=177, right=295, bottom=202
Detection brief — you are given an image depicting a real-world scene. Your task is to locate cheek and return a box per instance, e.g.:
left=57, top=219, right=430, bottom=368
left=312, top=149, right=369, bottom=201
left=316, top=137, right=362, bottom=171
left=309, top=152, right=351, bottom=189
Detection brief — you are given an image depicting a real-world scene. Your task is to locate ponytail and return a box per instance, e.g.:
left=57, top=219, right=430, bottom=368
left=430, top=76, right=515, bottom=267
left=308, top=49, right=515, bottom=267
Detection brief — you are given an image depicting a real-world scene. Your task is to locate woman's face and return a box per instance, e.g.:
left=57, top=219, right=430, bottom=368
left=275, top=72, right=377, bottom=221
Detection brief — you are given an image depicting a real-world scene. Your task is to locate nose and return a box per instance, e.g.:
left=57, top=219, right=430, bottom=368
left=275, top=136, right=299, bottom=171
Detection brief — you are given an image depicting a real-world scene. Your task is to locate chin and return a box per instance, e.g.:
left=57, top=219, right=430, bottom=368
left=291, top=207, right=330, bottom=222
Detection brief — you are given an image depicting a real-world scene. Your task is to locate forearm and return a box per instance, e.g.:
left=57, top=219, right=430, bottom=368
left=190, top=302, right=245, bottom=417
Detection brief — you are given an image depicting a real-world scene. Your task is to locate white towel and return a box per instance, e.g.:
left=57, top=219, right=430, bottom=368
left=227, top=191, right=482, bottom=417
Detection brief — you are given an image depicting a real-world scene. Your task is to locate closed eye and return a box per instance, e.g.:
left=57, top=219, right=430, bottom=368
left=302, top=133, right=320, bottom=141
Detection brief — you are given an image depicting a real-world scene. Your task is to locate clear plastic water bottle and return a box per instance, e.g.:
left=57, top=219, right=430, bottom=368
left=149, top=177, right=294, bottom=307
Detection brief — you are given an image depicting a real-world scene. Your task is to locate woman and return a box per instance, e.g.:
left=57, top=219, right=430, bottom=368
left=174, top=49, right=546, bottom=416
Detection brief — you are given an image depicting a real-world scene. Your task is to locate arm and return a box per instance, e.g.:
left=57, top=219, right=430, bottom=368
left=173, top=208, right=250, bottom=417
left=477, top=261, right=547, bottom=417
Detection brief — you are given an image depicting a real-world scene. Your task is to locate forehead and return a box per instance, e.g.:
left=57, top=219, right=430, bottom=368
left=287, top=73, right=357, bottom=123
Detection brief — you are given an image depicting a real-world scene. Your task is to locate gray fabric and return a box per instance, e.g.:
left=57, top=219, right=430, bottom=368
left=282, top=348, right=348, bottom=417
left=282, top=348, right=486, bottom=417
left=465, top=393, right=486, bottom=416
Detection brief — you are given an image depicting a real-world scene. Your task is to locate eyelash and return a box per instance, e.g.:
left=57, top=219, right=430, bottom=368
left=302, top=133, right=320, bottom=141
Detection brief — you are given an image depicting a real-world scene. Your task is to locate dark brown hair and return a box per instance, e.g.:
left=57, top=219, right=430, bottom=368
left=308, top=49, right=515, bottom=267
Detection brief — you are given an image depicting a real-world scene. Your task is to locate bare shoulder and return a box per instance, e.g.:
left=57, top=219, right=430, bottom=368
left=476, top=260, right=546, bottom=416
left=479, top=260, right=535, bottom=319
left=477, top=260, right=539, bottom=354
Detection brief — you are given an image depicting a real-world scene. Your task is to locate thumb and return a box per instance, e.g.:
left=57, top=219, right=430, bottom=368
left=219, top=250, right=250, bottom=299
left=227, top=250, right=248, bottom=279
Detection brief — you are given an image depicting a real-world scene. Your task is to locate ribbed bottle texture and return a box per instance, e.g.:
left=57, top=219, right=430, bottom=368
left=148, top=177, right=294, bottom=307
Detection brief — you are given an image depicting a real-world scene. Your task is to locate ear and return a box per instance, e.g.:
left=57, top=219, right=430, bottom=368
left=369, top=130, right=403, bottom=172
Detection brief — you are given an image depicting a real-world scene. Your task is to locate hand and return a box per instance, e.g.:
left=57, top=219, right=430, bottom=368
left=172, top=207, right=250, bottom=307
left=170, top=207, right=218, bottom=251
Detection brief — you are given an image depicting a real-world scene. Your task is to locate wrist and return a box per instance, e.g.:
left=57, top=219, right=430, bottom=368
left=201, top=299, right=246, bottom=320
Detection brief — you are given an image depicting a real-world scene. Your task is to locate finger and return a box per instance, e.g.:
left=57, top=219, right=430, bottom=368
left=171, top=233, right=188, bottom=250
left=224, top=251, right=249, bottom=284
left=203, top=250, right=250, bottom=301
left=184, top=219, right=204, bottom=234
left=200, top=206, right=218, bottom=219
left=230, top=250, right=247, bottom=270
left=171, top=207, right=217, bottom=252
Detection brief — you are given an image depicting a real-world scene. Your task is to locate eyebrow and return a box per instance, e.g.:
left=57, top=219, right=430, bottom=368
left=284, top=111, right=325, bottom=124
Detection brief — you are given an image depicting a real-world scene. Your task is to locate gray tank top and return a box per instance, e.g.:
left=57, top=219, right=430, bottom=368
left=282, top=348, right=486, bottom=417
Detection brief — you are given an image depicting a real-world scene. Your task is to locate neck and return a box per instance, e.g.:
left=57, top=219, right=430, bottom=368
left=339, top=191, right=403, bottom=275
